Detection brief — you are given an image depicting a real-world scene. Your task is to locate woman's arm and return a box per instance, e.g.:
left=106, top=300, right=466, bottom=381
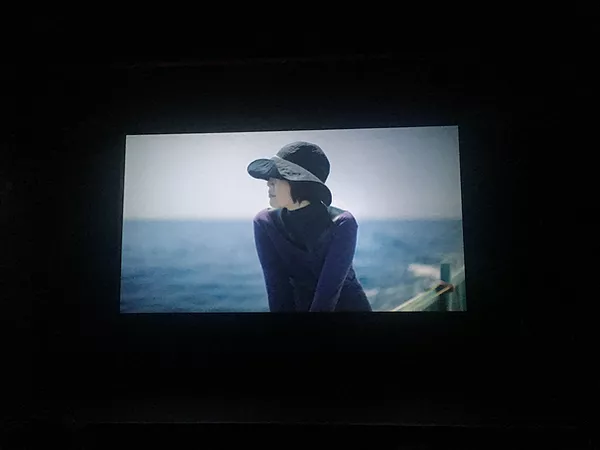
left=309, top=214, right=358, bottom=312
left=253, top=218, right=295, bottom=312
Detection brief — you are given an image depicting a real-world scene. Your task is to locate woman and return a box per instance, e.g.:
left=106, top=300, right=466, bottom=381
left=247, top=141, right=372, bottom=312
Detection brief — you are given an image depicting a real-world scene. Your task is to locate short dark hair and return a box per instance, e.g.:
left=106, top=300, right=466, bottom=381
left=289, top=181, right=323, bottom=205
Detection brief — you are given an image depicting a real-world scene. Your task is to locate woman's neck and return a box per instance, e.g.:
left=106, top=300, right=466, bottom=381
left=285, top=200, right=311, bottom=211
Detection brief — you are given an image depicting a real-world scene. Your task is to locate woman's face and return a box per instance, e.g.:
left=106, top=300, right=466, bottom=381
left=267, top=178, right=294, bottom=209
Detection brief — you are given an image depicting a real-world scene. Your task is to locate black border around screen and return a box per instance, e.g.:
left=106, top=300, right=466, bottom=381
left=22, top=54, right=535, bottom=414
left=64, top=57, right=523, bottom=354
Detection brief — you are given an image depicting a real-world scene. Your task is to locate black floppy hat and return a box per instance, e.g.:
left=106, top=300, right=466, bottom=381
left=247, top=141, right=332, bottom=206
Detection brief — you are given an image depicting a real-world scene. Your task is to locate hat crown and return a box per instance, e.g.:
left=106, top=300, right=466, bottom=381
left=276, top=142, right=330, bottom=183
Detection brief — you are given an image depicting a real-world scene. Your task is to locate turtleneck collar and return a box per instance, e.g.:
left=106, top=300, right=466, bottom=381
left=285, top=201, right=323, bottom=215
left=281, top=201, right=332, bottom=250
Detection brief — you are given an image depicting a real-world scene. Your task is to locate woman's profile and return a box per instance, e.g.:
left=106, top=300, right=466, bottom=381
left=247, top=141, right=372, bottom=312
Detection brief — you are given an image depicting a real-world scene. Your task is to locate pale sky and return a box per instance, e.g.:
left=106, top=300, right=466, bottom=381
left=123, top=126, right=462, bottom=221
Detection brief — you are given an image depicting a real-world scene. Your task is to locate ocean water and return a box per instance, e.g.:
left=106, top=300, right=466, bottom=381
left=120, top=219, right=465, bottom=313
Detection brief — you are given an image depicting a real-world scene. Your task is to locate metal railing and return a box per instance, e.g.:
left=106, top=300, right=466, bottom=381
left=391, top=263, right=466, bottom=312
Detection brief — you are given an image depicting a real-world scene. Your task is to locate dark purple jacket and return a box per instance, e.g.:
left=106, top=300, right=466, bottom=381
left=253, top=206, right=372, bottom=312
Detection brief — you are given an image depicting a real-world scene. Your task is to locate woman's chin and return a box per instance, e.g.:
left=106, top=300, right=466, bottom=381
left=269, top=198, right=277, bottom=208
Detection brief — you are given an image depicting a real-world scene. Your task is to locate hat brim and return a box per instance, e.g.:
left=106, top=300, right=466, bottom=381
left=247, top=156, right=332, bottom=206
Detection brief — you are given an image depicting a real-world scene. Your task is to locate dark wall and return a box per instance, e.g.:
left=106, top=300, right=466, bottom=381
left=5, top=45, right=589, bottom=436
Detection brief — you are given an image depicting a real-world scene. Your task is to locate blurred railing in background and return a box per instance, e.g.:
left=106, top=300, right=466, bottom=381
left=391, top=263, right=466, bottom=311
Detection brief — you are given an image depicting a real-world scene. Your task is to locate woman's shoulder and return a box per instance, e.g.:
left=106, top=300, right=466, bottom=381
left=327, top=206, right=357, bottom=227
left=253, top=207, right=281, bottom=225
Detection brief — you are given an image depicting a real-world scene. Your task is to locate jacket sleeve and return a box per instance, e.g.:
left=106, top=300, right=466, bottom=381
left=309, top=215, right=358, bottom=312
left=253, top=218, right=295, bottom=312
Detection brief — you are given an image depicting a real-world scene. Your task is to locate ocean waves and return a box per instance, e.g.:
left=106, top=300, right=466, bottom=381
left=120, top=219, right=465, bottom=312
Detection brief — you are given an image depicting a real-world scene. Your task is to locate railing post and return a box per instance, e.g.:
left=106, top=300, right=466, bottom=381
left=459, top=278, right=467, bottom=311
left=452, top=284, right=460, bottom=311
left=440, top=263, right=451, bottom=312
